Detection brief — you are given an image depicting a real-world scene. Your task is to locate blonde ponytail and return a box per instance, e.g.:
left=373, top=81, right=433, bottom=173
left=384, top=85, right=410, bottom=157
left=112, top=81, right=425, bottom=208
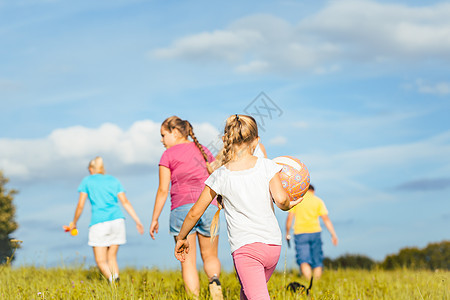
left=210, top=114, right=259, bottom=242
left=210, top=202, right=221, bottom=242
left=216, top=114, right=258, bottom=166
left=88, top=156, right=105, bottom=174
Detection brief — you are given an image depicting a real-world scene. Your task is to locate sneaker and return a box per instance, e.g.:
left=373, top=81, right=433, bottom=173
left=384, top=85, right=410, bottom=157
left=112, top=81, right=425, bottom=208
left=208, top=276, right=224, bottom=300
left=109, top=277, right=120, bottom=286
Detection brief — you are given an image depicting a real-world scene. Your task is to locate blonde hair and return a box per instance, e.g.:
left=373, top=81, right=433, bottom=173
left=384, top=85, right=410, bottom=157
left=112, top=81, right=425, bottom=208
left=210, top=114, right=259, bottom=241
left=213, top=114, right=259, bottom=167
left=162, top=116, right=212, bottom=173
left=88, top=156, right=105, bottom=174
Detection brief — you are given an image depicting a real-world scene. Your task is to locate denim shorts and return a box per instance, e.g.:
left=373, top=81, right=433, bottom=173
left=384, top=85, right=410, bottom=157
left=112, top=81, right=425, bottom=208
left=169, top=203, right=219, bottom=237
left=294, top=232, right=323, bottom=268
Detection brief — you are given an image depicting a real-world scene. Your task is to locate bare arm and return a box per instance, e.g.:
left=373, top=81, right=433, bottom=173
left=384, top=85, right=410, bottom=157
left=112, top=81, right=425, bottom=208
left=286, top=211, right=295, bottom=240
left=71, top=192, right=87, bottom=229
left=149, top=166, right=171, bottom=239
left=269, top=173, right=303, bottom=211
left=174, top=186, right=216, bottom=262
left=321, top=214, right=338, bottom=246
left=118, top=192, right=144, bottom=234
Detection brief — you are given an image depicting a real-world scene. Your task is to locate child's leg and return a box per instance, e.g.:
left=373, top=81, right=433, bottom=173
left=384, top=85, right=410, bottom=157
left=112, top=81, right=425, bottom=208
left=198, top=234, right=223, bottom=300
left=312, top=266, right=323, bottom=279
left=310, top=232, right=323, bottom=280
left=198, top=233, right=221, bottom=279
left=263, top=246, right=280, bottom=282
left=232, top=243, right=281, bottom=300
left=295, top=233, right=314, bottom=280
left=92, top=246, right=112, bottom=280
left=107, top=245, right=120, bottom=279
left=196, top=205, right=222, bottom=279
left=300, top=263, right=313, bottom=280
left=179, top=233, right=200, bottom=296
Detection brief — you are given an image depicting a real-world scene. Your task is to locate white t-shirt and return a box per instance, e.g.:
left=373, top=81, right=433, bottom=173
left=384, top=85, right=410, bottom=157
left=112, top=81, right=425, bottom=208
left=205, top=157, right=283, bottom=253
left=253, top=143, right=265, bottom=158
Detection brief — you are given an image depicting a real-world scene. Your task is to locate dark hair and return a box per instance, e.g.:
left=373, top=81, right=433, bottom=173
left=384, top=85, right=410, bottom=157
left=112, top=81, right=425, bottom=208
left=308, top=184, right=315, bottom=191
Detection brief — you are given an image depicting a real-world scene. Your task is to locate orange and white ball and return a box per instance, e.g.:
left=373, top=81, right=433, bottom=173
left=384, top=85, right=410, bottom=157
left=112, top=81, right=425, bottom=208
left=273, top=156, right=310, bottom=201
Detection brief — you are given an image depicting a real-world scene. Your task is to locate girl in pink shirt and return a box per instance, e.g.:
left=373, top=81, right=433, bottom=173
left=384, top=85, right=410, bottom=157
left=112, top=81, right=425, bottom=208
left=149, top=116, right=223, bottom=299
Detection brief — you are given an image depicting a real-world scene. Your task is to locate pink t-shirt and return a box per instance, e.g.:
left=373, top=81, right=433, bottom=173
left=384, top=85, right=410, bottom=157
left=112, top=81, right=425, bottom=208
left=159, top=142, right=216, bottom=210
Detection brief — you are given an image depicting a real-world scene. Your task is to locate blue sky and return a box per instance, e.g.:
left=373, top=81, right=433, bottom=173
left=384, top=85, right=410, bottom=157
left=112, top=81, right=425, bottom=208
left=1, top=0, right=449, bottom=271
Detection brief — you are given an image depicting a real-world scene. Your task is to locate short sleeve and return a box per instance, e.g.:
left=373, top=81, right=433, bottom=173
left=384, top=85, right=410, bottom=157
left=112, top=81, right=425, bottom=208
left=77, top=177, right=88, bottom=193
left=159, top=149, right=170, bottom=168
left=116, top=178, right=125, bottom=194
left=253, top=143, right=265, bottom=158
left=264, top=158, right=283, bottom=181
left=318, top=198, right=329, bottom=216
left=204, top=169, right=222, bottom=195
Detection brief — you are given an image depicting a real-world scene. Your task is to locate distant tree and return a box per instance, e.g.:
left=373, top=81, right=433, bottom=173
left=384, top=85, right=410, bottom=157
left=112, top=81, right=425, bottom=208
left=323, top=257, right=334, bottom=269
left=391, top=247, right=426, bottom=269
left=381, top=241, right=450, bottom=270
left=423, top=241, right=450, bottom=270
left=324, top=254, right=376, bottom=270
left=0, top=171, right=19, bottom=264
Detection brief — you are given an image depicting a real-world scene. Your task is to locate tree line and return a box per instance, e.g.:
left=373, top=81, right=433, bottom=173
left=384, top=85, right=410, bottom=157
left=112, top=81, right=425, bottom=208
left=324, top=240, right=450, bottom=270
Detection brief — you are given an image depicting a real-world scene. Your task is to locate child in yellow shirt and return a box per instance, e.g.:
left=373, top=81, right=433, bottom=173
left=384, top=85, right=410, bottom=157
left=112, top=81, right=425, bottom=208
left=285, top=185, right=338, bottom=280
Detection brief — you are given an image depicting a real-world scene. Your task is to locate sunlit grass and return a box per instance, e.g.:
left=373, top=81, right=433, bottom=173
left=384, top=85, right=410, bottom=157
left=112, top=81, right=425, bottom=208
left=0, top=266, right=448, bottom=299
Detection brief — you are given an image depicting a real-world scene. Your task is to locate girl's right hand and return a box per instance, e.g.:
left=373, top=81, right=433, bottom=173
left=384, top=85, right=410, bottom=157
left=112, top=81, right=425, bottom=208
left=69, top=222, right=76, bottom=230
left=174, top=238, right=190, bottom=262
left=288, top=197, right=304, bottom=210
left=149, top=220, right=159, bottom=240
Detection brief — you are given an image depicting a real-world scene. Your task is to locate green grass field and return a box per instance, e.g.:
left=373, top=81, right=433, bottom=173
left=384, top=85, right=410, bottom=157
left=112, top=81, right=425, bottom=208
left=0, top=266, right=448, bottom=299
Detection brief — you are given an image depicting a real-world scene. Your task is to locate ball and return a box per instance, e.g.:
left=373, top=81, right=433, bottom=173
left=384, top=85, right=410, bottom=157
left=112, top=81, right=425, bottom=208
left=273, top=156, right=310, bottom=200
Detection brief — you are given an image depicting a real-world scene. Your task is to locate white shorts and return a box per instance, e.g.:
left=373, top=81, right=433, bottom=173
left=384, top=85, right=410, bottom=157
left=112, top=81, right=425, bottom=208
left=88, top=218, right=126, bottom=247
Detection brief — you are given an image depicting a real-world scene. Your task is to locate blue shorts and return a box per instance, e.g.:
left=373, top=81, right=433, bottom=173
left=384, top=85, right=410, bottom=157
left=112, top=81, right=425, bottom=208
left=294, top=232, right=323, bottom=268
left=169, top=203, right=219, bottom=237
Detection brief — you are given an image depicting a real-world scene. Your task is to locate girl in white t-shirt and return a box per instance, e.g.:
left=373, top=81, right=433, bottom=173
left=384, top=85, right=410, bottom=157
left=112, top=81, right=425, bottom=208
left=175, top=114, right=303, bottom=299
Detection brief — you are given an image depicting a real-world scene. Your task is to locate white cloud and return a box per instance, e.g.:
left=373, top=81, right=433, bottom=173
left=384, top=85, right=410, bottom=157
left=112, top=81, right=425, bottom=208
left=269, top=136, right=287, bottom=145
left=235, top=60, right=269, bottom=74
left=151, top=1, right=450, bottom=74
left=415, top=79, right=450, bottom=95
left=301, top=0, right=450, bottom=59
left=0, top=120, right=220, bottom=181
left=153, top=29, right=264, bottom=62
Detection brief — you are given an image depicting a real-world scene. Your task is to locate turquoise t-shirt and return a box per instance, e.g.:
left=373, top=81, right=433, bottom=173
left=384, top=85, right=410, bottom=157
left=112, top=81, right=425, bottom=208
left=78, top=174, right=125, bottom=226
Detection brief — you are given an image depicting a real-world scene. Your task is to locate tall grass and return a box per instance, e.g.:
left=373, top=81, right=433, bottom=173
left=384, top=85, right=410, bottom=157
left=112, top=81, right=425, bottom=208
left=0, top=266, right=448, bottom=299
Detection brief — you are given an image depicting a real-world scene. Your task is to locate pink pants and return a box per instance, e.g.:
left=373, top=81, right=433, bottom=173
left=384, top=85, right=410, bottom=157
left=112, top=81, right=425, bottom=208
left=232, top=242, right=281, bottom=300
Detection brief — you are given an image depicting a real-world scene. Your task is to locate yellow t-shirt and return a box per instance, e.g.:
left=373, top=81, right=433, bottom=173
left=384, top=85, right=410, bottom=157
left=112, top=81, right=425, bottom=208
left=290, top=191, right=328, bottom=234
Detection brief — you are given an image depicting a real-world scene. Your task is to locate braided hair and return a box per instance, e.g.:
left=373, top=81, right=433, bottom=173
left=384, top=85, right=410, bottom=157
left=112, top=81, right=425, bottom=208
left=210, top=114, right=259, bottom=240
left=161, top=116, right=212, bottom=173
left=213, top=114, right=258, bottom=167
